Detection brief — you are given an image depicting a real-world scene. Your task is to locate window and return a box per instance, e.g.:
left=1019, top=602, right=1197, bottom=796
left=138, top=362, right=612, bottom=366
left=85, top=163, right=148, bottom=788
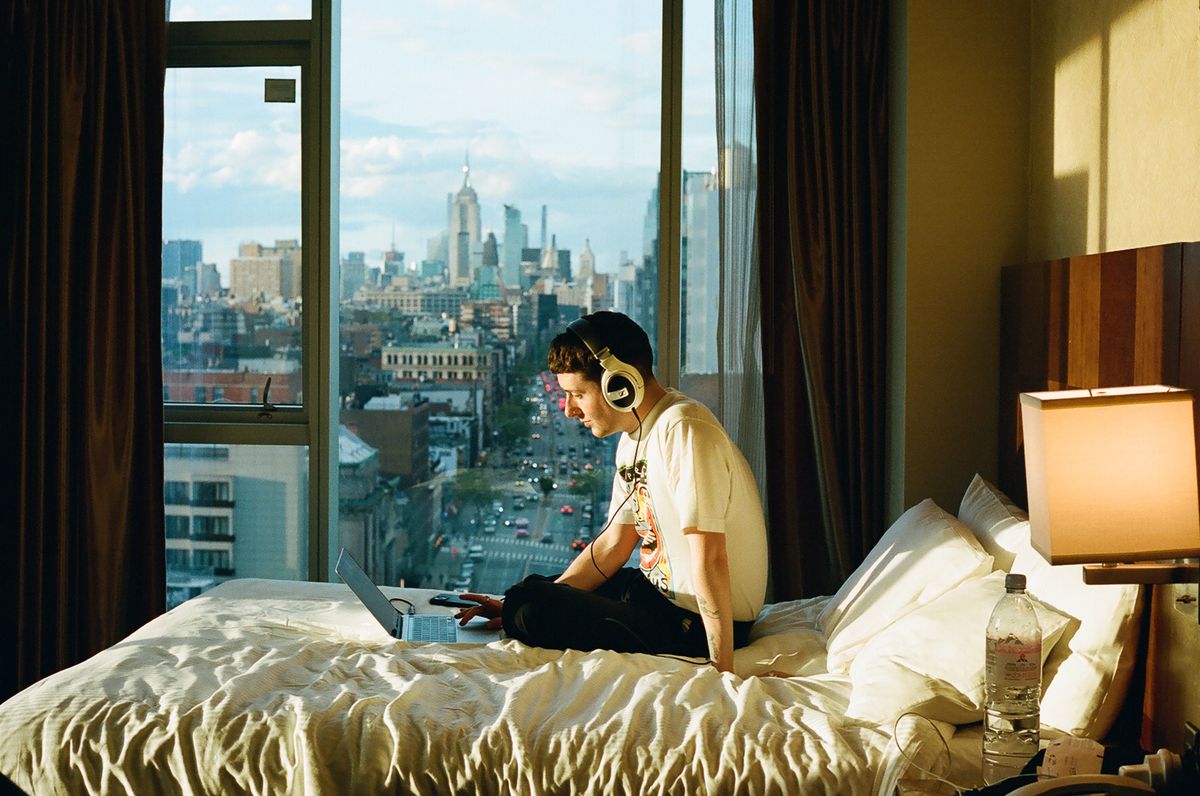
left=162, top=64, right=304, bottom=408
left=161, top=1, right=730, bottom=603
left=166, top=515, right=190, bottom=539
left=162, top=15, right=321, bottom=608
left=677, top=0, right=721, bottom=411
left=165, top=480, right=190, bottom=504
left=333, top=0, right=675, bottom=589
left=193, top=515, right=231, bottom=540
left=193, top=480, right=231, bottom=504
left=193, top=549, right=232, bottom=572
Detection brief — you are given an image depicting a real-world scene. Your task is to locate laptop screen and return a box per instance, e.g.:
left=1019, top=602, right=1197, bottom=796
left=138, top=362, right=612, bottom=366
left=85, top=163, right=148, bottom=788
left=335, top=548, right=400, bottom=636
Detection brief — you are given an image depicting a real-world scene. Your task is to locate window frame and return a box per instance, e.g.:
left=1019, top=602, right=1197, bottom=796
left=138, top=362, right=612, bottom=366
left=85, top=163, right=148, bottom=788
left=162, top=0, right=683, bottom=583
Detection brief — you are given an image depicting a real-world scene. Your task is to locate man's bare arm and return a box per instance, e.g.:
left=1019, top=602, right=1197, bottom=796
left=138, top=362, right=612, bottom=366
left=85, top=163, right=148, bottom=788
left=555, top=522, right=640, bottom=591
left=684, top=529, right=735, bottom=673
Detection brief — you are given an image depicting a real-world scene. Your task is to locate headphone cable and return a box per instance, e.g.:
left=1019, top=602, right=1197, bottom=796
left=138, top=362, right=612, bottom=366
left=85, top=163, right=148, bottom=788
left=589, top=406, right=643, bottom=581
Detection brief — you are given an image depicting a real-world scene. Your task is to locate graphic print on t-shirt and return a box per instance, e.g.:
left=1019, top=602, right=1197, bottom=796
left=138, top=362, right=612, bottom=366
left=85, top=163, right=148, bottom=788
left=619, top=458, right=674, bottom=599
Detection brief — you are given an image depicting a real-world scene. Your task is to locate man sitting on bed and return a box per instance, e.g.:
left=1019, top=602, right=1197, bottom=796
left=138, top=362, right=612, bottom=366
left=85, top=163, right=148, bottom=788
left=456, top=311, right=768, bottom=673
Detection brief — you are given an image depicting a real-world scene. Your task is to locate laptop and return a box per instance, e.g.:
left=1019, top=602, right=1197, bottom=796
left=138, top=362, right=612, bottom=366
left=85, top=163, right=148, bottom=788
left=335, top=548, right=503, bottom=644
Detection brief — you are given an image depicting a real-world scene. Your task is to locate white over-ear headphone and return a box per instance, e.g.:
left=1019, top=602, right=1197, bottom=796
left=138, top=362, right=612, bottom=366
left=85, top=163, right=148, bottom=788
left=567, top=317, right=645, bottom=412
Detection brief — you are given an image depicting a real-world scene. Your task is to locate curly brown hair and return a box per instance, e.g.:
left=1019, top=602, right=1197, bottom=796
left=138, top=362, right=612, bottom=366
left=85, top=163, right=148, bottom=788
left=546, top=311, right=653, bottom=383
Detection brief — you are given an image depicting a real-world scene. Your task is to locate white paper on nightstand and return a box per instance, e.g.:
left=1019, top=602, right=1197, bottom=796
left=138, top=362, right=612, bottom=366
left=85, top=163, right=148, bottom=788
left=1037, top=736, right=1105, bottom=778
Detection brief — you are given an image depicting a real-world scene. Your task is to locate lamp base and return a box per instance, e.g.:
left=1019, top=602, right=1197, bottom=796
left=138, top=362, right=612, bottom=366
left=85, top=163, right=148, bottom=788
left=1081, top=561, right=1200, bottom=585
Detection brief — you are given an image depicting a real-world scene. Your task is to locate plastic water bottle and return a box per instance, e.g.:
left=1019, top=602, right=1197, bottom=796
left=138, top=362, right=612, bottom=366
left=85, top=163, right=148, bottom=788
left=982, top=572, right=1042, bottom=784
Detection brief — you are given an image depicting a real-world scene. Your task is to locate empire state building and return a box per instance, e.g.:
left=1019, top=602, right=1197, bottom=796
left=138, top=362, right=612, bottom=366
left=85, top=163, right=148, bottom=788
left=448, top=156, right=481, bottom=287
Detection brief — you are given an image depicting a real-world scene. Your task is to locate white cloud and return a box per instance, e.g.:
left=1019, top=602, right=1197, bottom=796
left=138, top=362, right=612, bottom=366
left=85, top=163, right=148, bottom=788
left=165, top=127, right=301, bottom=194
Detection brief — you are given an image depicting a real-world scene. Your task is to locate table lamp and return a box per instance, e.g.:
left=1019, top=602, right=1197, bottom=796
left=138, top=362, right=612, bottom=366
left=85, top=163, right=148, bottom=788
left=1020, top=385, right=1200, bottom=585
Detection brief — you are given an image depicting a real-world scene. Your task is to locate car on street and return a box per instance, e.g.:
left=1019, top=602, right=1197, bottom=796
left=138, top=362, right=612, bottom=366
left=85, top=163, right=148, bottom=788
left=570, top=538, right=587, bottom=551
left=515, top=528, right=530, bottom=538
left=540, top=533, right=554, bottom=544
left=468, top=544, right=485, bottom=560
left=559, top=505, right=573, bottom=515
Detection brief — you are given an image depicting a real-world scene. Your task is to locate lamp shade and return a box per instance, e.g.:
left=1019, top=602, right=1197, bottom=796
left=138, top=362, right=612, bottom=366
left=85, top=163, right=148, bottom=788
left=1020, top=385, right=1200, bottom=565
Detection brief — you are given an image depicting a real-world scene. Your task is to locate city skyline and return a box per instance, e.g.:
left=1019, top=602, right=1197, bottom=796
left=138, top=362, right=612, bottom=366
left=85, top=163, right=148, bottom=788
left=161, top=0, right=716, bottom=280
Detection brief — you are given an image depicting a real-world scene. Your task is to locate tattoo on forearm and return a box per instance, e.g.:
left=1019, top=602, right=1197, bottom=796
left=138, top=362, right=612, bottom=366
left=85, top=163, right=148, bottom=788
left=706, top=631, right=719, bottom=660
left=696, top=595, right=723, bottom=661
left=696, top=594, right=721, bottom=620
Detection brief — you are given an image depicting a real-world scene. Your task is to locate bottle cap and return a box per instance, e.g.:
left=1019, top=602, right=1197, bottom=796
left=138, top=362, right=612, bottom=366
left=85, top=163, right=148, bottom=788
left=1005, top=573, right=1027, bottom=591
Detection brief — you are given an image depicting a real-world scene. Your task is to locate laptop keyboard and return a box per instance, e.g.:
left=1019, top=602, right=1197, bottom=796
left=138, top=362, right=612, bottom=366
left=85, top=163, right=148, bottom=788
left=406, top=614, right=459, bottom=643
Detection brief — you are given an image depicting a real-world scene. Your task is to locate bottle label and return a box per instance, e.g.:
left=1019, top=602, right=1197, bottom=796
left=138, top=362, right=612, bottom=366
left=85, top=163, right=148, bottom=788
left=986, top=637, right=1041, bottom=686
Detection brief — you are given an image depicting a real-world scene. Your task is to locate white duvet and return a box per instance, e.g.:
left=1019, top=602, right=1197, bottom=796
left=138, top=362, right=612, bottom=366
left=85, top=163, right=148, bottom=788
left=0, top=579, right=931, bottom=795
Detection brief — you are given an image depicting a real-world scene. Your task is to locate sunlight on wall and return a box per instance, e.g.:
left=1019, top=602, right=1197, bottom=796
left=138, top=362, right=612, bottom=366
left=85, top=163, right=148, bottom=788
left=1051, top=36, right=1102, bottom=252
left=1032, top=0, right=1200, bottom=260
left=1106, top=0, right=1200, bottom=250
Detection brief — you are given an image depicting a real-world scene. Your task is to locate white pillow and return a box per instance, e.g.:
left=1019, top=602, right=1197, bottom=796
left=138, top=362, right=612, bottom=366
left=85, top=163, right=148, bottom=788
left=957, top=474, right=1029, bottom=571
left=845, top=570, right=1072, bottom=726
left=819, top=498, right=994, bottom=673
left=1010, top=545, right=1143, bottom=739
left=733, top=596, right=831, bottom=678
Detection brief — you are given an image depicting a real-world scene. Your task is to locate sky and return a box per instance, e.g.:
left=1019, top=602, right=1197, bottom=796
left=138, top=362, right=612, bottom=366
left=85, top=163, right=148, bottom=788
left=162, top=0, right=717, bottom=279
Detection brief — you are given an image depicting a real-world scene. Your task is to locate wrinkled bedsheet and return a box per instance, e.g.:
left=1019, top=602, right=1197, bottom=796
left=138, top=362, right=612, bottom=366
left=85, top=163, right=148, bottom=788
left=0, top=579, right=925, bottom=795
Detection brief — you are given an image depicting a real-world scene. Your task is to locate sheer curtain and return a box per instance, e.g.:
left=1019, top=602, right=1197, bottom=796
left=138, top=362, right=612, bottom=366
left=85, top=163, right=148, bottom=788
left=714, top=0, right=767, bottom=509
left=1, top=0, right=167, bottom=700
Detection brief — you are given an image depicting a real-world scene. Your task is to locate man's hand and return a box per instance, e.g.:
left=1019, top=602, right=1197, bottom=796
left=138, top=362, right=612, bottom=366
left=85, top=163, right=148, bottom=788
left=454, top=593, right=504, bottom=631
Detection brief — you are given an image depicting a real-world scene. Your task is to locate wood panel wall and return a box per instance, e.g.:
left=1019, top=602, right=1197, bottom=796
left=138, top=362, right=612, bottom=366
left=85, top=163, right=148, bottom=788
left=998, top=242, right=1200, bottom=753
left=998, top=243, right=1195, bottom=508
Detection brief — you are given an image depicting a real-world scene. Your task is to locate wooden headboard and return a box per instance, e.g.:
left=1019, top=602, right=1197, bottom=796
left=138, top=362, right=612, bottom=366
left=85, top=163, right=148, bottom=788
left=998, top=242, right=1200, bottom=753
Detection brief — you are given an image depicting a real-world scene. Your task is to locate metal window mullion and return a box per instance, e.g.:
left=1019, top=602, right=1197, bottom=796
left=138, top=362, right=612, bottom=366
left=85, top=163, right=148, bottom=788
left=657, top=0, right=684, bottom=388
left=164, top=421, right=309, bottom=446
left=309, top=0, right=340, bottom=582
left=168, top=20, right=312, bottom=50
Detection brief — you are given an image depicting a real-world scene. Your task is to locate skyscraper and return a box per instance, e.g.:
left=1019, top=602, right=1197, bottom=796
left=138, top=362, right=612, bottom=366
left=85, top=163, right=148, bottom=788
left=341, top=251, right=366, bottom=299
left=502, top=204, right=525, bottom=288
left=163, top=239, right=203, bottom=300
left=230, top=240, right=300, bottom=300
left=482, top=231, right=499, bottom=268
left=448, top=156, right=481, bottom=288
left=577, top=239, right=595, bottom=281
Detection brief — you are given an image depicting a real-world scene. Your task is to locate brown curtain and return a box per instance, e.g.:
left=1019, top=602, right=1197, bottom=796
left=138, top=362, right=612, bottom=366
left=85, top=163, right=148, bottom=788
left=1, top=1, right=167, bottom=701
left=754, top=0, right=889, bottom=599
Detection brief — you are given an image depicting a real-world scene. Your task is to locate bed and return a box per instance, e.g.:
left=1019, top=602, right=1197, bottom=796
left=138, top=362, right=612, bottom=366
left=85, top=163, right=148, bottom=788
left=0, top=476, right=1142, bottom=795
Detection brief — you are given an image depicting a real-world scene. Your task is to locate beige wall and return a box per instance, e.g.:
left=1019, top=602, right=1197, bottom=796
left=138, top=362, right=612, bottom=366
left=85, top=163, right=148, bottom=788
left=1028, top=0, right=1200, bottom=261
left=888, top=0, right=1031, bottom=519
left=1026, top=0, right=1200, bottom=755
left=890, top=0, right=1200, bottom=520
left=892, top=1, right=1200, bottom=746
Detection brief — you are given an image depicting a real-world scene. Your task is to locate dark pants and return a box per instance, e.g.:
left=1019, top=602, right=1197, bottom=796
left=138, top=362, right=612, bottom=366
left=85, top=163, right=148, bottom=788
left=500, top=568, right=754, bottom=658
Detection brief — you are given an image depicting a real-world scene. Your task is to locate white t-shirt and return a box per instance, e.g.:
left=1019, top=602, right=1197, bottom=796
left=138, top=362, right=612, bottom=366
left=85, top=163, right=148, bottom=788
left=608, top=389, right=768, bottom=622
